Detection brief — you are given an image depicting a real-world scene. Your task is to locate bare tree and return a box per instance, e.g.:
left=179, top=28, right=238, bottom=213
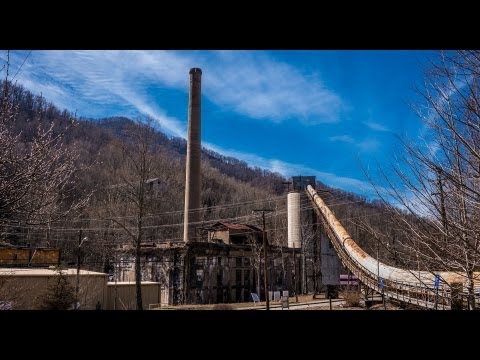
left=103, top=120, right=161, bottom=310
left=0, top=54, right=89, bottom=242
left=301, top=219, right=318, bottom=294
left=364, top=51, right=480, bottom=309
left=246, top=233, right=263, bottom=296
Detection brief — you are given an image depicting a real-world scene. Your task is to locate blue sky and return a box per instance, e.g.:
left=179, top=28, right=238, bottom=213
left=3, top=50, right=438, bottom=199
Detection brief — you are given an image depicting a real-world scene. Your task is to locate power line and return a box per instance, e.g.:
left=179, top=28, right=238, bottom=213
left=12, top=51, right=32, bottom=82
left=6, top=193, right=288, bottom=222
left=0, top=195, right=369, bottom=230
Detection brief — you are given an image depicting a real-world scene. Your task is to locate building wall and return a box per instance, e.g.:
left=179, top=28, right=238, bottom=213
left=113, top=244, right=303, bottom=306
left=111, top=249, right=186, bottom=305
left=0, top=272, right=107, bottom=310
left=105, top=282, right=161, bottom=310
left=208, top=229, right=263, bottom=246
left=208, top=230, right=230, bottom=244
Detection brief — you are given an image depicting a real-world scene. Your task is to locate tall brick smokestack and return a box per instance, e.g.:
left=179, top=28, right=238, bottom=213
left=183, top=68, right=202, bottom=243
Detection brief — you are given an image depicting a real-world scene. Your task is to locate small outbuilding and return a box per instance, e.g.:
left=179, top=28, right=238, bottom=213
left=0, top=268, right=108, bottom=310
left=106, top=281, right=162, bottom=310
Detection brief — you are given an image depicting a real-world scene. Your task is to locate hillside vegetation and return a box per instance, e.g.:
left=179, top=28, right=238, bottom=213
left=1, top=80, right=406, bottom=271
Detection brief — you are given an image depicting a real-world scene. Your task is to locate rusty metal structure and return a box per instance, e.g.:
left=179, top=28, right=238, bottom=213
left=307, top=185, right=480, bottom=309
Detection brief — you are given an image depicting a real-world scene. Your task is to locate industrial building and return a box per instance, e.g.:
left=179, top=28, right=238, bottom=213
left=108, top=69, right=341, bottom=306
left=110, top=218, right=338, bottom=306
left=0, top=68, right=340, bottom=310
left=111, top=238, right=302, bottom=305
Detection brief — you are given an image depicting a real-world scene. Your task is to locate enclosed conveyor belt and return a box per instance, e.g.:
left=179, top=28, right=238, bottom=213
left=306, top=185, right=479, bottom=309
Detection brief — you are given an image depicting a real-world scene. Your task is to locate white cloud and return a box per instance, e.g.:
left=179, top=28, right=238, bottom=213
left=202, top=51, right=344, bottom=123
left=5, top=50, right=189, bottom=136
left=329, top=135, right=354, bottom=143
left=358, top=139, right=380, bottom=152
left=426, top=141, right=440, bottom=157
left=329, top=134, right=380, bottom=153
left=203, top=141, right=379, bottom=196
left=6, top=50, right=345, bottom=140
left=5, top=50, right=380, bottom=197
left=363, top=120, right=390, bottom=132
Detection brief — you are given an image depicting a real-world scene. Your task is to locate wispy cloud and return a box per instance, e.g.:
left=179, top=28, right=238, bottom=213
left=329, top=134, right=380, bottom=152
left=4, top=50, right=383, bottom=197
left=5, top=50, right=345, bottom=139
left=417, top=74, right=471, bottom=140
left=203, top=51, right=344, bottom=123
left=329, top=135, right=354, bottom=143
left=203, top=141, right=379, bottom=196
left=358, top=139, right=380, bottom=152
left=3, top=50, right=189, bottom=136
left=363, top=120, right=390, bottom=132
left=426, top=140, right=440, bottom=157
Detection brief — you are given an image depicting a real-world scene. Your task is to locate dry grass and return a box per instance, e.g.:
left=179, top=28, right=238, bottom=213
left=369, top=303, right=402, bottom=310
left=340, top=290, right=361, bottom=307
left=155, top=302, right=250, bottom=310
left=157, top=295, right=311, bottom=310
left=211, top=303, right=235, bottom=310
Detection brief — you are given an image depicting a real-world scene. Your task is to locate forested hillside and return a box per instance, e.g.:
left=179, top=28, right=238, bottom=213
left=1, top=80, right=406, bottom=271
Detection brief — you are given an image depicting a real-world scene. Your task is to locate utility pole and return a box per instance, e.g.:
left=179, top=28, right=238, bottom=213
left=75, top=229, right=82, bottom=310
left=75, top=230, right=87, bottom=310
left=253, top=209, right=273, bottom=310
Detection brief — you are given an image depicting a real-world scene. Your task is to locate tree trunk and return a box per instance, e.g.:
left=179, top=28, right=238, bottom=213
left=468, top=271, right=475, bottom=310
left=256, top=266, right=261, bottom=296
left=302, top=249, right=306, bottom=294
left=135, top=234, right=143, bottom=310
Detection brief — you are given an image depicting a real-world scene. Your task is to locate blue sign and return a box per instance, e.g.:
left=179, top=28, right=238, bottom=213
left=379, top=277, right=384, bottom=290
left=434, top=274, right=440, bottom=289
left=251, top=293, right=260, bottom=303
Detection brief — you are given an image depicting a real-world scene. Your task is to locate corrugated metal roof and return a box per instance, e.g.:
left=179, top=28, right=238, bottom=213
left=0, top=268, right=107, bottom=277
